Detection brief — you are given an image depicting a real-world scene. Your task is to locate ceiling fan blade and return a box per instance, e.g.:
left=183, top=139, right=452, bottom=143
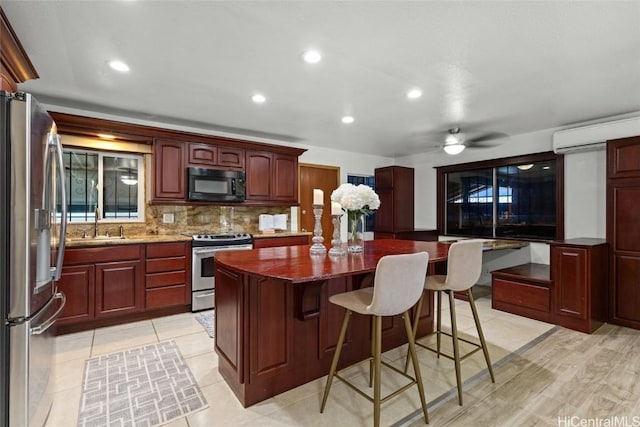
left=467, top=132, right=509, bottom=146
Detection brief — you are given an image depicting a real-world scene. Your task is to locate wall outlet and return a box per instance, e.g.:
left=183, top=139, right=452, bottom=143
left=162, top=213, right=175, bottom=224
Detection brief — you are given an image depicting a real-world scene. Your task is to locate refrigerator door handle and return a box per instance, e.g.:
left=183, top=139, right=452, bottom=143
left=50, top=133, right=67, bottom=281
left=30, top=292, right=66, bottom=335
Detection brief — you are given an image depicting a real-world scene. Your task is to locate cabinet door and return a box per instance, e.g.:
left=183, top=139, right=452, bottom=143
left=57, top=264, right=95, bottom=324
left=552, top=246, right=587, bottom=320
left=95, top=260, right=144, bottom=317
left=272, top=154, right=297, bottom=202
left=374, top=189, right=394, bottom=232
left=218, top=147, right=245, bottom=169
left=153, top=139, right=186, bottom=200
left=188, top=143, right=217, bottom=166
left=245, top=151, right=273, bottom=200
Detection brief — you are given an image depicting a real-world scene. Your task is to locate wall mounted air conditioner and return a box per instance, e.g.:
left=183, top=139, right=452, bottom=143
left=553, top=116, right=640, bottom=154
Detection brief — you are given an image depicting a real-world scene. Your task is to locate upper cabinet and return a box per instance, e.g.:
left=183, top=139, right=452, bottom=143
left=245, top=151, right=298, bottom=203
left=154, top=139, right=186, bottom=200
left=187, top=143, right=245, bottom=169
left=1, top=8, right=39, bottom=91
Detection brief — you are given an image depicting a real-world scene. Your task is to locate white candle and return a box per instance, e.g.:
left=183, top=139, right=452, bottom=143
left=331, top=202, right=342, bottom=215
left=313, top=189, right=324, bottom=205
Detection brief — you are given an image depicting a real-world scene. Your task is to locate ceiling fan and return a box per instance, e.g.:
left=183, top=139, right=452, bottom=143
left=440, top=127, right=508, bottom=155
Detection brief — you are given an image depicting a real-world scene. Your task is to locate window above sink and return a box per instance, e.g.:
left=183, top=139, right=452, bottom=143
left=60, top=148, right=145, bottom=223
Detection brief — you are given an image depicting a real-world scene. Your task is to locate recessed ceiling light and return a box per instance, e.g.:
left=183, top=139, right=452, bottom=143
left=252, top=94, right=266, bottom=104
left=108, top=60, right=130, bottom=72
left=407, top=89, right=422, bottom=99
left=543, top=166, right=550, bottom=170
left=341, top=116, right=354, bottom=124
left=303, top=50, right=322, bottom=64
left=517, top=164, right=534, bottom=171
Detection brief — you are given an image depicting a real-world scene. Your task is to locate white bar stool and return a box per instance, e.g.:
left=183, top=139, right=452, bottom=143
left=406, top=240, right=495, bottom=405
left=320, top=252, right=431, bottom=427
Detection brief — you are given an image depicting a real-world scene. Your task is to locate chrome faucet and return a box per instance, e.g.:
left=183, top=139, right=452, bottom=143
left=94, top=207, right=100, bottom=238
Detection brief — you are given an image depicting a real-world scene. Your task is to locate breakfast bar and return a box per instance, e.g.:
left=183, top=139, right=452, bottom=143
left=213, top=239, right=455, bottom=407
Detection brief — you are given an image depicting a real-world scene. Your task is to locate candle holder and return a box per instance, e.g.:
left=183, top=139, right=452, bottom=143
left=309, top=204, right=327, bottom=255
left=328, top=214, right=346, bottom=256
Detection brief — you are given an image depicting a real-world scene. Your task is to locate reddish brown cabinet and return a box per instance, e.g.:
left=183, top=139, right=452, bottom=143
left=550, top=239, right=608, bottom=333
left=56, top=264, right=95, bottom=325
left=187, top=143, right=245, bottom=169
left=95, top=260, right=144, bottom=318
left=607, top=136, right=640, bottom=329
left=153, top=139, right=186, bottom=200
left=245, top=151, right=298, bottom=203
left=188, top=143, right=217, bottom=166
left=374, top=166, right=414, bottom=234
left=57, top=243, right=190, bottom=333
left=145, top=242, right=190, bottom=309
left=492, top=263, right=553, bottom=323
left=252, top=235, right=310, bottom=249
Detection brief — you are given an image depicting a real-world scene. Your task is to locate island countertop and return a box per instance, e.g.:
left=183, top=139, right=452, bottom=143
left=214, top=238, right=527, bottom=283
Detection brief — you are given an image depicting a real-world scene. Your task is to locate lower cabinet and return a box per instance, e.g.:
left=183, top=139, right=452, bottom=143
left=56, top=242, right=190, bottom=331
left=145, top=242, right=190, bottom=309
left=95, top=260, right=144, bottom=318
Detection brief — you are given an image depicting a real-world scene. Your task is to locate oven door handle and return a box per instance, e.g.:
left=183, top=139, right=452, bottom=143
left=192, top=248, right=219, bottom=255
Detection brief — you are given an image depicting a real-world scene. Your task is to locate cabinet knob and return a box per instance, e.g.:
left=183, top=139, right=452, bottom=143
left=302, top=209, right=307, bottom=215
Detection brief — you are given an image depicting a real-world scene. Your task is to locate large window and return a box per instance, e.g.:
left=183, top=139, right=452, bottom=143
left=62, top=149, right=145, bottom=222
left=437, top=152, right=563, bottom=241
left=347, top=174, right=376, bottom=231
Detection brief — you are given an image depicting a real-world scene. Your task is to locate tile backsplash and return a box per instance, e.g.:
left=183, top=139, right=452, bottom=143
left=66, top=204, right=291, bottom=238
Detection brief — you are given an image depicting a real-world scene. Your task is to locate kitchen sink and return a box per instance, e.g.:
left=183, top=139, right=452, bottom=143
left=67, top=235, right=128, bottom=242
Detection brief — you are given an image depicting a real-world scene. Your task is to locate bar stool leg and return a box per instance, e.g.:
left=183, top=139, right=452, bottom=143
left=369, top=316, right=375, bottom=387
left=403, top=311, right=430, bottom=424
left=467, top=290, right=495, bottom=383
left=373, top=315, right=382, bottom=427
left=404, top=292, right=425, bottom=374
left=448, top=290, right=463, bottom=406
left=436, top=290, right=442, bottom=358
left=320, top=310, right=352, bottom=413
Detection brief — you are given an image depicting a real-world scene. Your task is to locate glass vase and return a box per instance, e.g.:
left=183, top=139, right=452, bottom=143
left=347, top=211, right=365, bottom=253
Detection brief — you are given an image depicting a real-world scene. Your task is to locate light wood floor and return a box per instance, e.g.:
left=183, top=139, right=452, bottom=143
left=399, top=322, right=640, bottom=426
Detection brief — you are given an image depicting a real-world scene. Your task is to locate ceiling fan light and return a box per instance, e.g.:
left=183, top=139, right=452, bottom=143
left=517, top=164, right=534, bottom=171
left=121, top=175, right=138, bottom=185
left=443, top=144, right=465, bottom=155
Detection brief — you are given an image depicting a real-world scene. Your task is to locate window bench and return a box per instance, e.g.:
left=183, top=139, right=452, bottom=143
left=491, top=263, right=553, bottom=323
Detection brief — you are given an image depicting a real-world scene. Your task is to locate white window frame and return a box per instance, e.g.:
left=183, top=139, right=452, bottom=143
left=63, top=148, right=145, bottom=223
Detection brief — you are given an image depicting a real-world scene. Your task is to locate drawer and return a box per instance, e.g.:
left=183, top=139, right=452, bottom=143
left=493, top=278, right=551, bottom=313
left=253, top=235, right=309, bottom=248
left=146, top=270, right=187, bottom=289
left=146, top=284, right=188, bottom=309
left=64, top=245, right=143, bottom=265
left=146, top=256, right=186, bottom=273
left=146, top=242, right=188, bottom=258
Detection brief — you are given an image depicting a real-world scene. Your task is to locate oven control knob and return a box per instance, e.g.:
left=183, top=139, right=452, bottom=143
left=196, top=235, right=202, bottom=239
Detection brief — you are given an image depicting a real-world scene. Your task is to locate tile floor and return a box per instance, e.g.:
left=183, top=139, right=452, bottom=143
left=47, top=294, right=557, bottom=427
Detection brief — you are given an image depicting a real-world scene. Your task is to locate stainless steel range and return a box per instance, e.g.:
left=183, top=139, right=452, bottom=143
left=191, top=233, right=253, bottom=312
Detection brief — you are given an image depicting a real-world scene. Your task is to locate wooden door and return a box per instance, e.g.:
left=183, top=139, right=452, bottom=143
left=607, top=136, right=640, bottom=329
left=299, top=164, right=340, bottom=244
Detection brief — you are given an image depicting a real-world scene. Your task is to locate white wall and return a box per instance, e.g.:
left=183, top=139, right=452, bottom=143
left=396, top=125, right=610, bottom=265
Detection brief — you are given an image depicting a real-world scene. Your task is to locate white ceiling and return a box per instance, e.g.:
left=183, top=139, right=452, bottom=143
left=3, top=1, right=640, bottom=157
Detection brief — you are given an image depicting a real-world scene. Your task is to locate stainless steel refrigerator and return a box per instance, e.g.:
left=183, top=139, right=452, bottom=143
left=1, top=92, right=68, bottom=427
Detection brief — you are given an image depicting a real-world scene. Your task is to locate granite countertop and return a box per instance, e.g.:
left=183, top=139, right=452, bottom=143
left=252, top=231, right=312, bottom=239
left=65, top=234, right=192, bottom=248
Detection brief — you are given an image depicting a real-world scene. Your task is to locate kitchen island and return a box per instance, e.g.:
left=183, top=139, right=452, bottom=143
left=214, top=239, right=456, bottom=407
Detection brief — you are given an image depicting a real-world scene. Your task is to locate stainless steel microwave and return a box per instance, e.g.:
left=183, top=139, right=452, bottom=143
left=187, top=167, right=246, bottom=202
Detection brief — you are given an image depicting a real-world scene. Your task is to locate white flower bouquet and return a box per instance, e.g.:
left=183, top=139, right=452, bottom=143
left=330, top=183, right=381, bottom=252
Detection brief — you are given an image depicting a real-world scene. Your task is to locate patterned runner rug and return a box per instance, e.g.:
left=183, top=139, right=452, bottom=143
left=195, top=310, right=215, bottom=339
left=77, top=341, right=207, bottom=427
